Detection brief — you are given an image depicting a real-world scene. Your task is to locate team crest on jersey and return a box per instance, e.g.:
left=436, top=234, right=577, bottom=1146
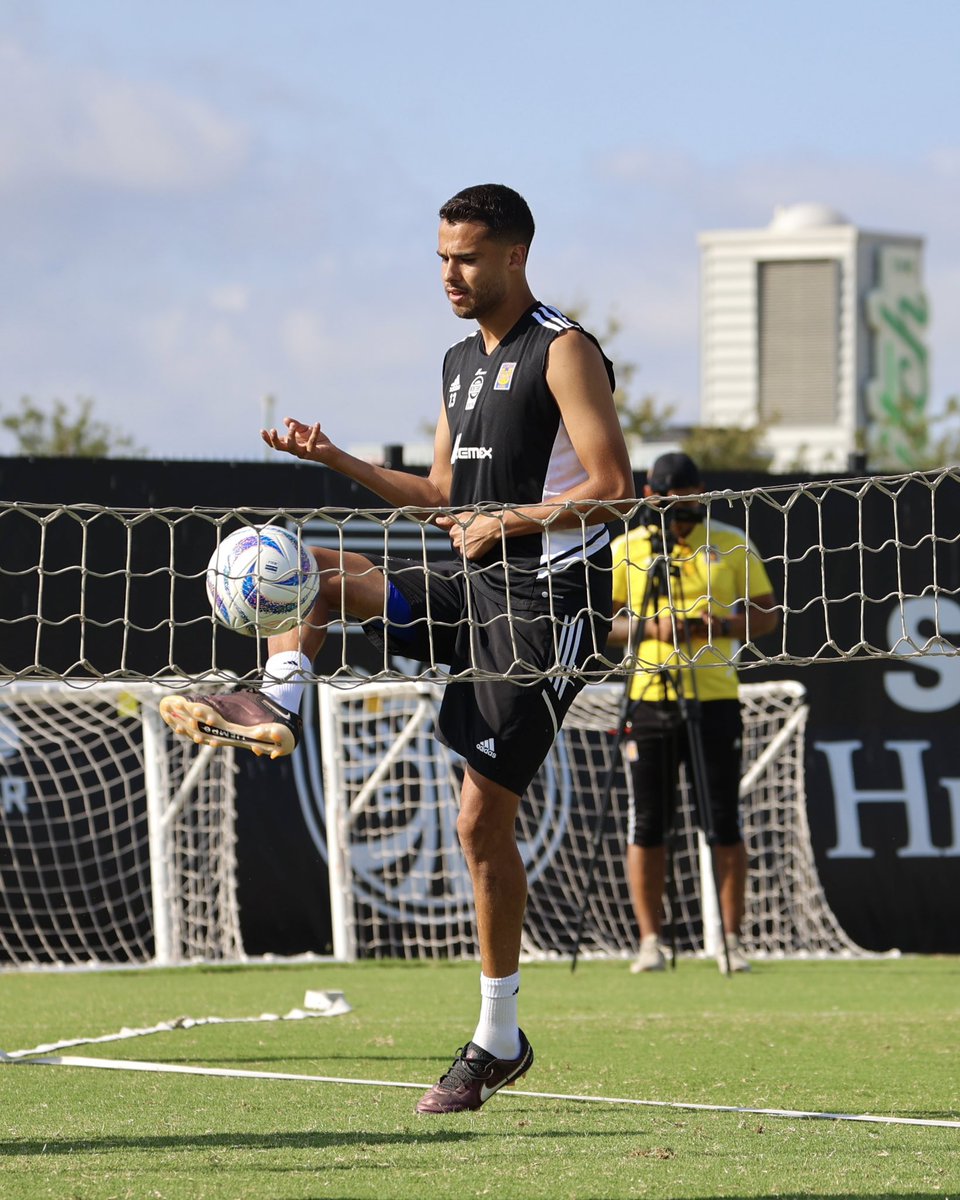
left=494, top=362, right=517, bottom=390
left=465, top=369, right=486, bottom=411
left=447, top=374, right=461, bottom=408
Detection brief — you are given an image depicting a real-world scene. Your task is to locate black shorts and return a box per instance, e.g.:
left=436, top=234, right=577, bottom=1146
left=623, top=698, right=743, bottom=847
left=365, top=550, right=612, bottom=795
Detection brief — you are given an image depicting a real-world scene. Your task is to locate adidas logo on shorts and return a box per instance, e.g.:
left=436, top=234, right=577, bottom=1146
left=476, top=737, right=497, bottom=758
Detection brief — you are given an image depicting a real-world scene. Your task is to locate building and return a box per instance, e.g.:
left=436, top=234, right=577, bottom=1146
left=699, top=203, right=929, bottom=473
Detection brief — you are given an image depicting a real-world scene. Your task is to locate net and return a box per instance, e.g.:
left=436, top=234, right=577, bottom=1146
left=319, top=678, right=862, bottom=961
left=1, top=466, right=958, bottom=686
left=0, top=680, right=242, bottom=968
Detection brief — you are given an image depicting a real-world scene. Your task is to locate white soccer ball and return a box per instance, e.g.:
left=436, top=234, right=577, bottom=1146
left=206, top=524, right=320, bottom=638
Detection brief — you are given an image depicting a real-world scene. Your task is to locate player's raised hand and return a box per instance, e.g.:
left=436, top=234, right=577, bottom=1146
left=261, top=417, right=335, bottom=463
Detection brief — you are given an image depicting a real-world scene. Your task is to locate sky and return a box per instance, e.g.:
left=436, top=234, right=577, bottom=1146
left=1, top=0, right=958, bottom=462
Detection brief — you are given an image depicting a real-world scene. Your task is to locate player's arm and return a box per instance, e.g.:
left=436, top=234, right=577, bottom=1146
left=527, top=330, right=633, bottom=526
left=261, top=409, right=452, bottom=510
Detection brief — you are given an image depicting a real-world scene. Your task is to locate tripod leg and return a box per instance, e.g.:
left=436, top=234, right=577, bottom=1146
left=663, top=841, right=677, bottom=969
left=683, top=705, right=732, bottom=975
left=662, top=730, right=680, bottom=969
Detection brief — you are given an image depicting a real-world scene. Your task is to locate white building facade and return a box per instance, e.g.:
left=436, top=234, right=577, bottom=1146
left=699, top=204, right=928, bottom=473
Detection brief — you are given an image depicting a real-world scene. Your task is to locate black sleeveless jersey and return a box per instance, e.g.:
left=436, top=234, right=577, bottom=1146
left=441, top=302, right=615, bottom=593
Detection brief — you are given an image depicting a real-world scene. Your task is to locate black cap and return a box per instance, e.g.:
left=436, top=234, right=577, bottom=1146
left=647, top=451, right=701, bottom=494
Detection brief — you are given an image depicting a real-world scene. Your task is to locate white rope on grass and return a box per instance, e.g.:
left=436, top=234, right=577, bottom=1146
left=4, top=1052, right=958, bottom=1131
left=0, top=991, right=351, bottom=1061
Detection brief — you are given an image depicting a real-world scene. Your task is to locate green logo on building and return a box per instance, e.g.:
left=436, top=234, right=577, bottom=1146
left=866, top=246, right=929, bottom=470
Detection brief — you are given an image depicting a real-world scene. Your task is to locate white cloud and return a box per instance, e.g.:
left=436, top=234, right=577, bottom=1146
left=279, top=308, right=341, bottom=371
left=0, top=39, right=248, bottom=193
left=209, top=285, right=250, bottom=313
left=928, top=147, right=960, bottom=180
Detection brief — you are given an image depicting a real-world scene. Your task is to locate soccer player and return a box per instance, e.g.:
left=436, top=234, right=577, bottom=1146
left=160, top=184, right=633, bottom=1112
left=608, top=452, right=779, bottom=974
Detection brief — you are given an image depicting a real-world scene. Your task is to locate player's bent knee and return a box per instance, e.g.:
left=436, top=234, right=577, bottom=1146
left=457, top=773, right=521, bottom=859
left=308, top=546, right=341, bottom=571
left=314, top=555, right=387, bottom=619
left=456, top=803, right=514, bottom=851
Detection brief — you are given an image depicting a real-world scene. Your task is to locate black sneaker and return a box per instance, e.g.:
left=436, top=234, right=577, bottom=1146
left=159, top=689, right=302, bottom=758
left=416, top=1031, right=533, bottom=1114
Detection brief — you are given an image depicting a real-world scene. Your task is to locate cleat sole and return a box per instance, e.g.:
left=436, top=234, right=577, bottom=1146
left=159, top=694, right=296, bottom=758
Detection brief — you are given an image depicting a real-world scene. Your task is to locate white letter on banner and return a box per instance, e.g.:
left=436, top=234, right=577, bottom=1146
left=815, top=739, right=939, bottom=859
left=934, top=779, right=960, bottom=857
left=885, top=598, right=960, bottom=713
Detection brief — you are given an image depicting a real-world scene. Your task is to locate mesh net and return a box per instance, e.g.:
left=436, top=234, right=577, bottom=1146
left=1, top=466, right=958, bottom=685
left=0, top=681, right=241, bottom=968
left=320, top=679, right=862, bottom=961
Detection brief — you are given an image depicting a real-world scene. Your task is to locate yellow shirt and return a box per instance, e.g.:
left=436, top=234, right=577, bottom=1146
left=611, top=519, right=774, bottom=702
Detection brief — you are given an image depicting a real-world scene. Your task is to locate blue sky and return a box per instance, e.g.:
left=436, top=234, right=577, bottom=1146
left=1, top=0, right=958, bottom=461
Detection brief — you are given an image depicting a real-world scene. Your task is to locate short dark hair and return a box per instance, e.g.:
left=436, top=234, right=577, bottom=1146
left=438, top=184, right=535, bottom=248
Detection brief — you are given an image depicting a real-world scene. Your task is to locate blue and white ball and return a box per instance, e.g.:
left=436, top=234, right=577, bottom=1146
left=206, top=524, right=320, bottom=637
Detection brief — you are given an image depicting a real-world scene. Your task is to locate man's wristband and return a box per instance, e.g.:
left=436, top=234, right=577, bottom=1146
left=718, top=618, right=731, bottom=637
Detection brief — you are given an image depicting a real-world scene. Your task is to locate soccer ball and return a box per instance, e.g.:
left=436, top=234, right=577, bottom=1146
left=206, top=524, right=320, bottom=638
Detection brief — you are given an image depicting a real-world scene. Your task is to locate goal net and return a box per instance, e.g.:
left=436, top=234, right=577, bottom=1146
left=0, top=681, right=242, bottom=969
left=320, top=677, right=863, bottom=961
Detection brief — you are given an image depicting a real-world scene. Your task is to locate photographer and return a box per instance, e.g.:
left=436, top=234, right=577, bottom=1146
left=609, top=452, right=779, bottom=973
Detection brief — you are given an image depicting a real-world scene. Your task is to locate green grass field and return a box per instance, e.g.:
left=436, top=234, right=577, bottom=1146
left=1, top=958, right=957, bottom=1200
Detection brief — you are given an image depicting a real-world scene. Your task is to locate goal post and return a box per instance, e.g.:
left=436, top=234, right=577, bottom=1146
left=319, top=677, right=865, bottom=963
left=0, top=680, right=242, bottom=969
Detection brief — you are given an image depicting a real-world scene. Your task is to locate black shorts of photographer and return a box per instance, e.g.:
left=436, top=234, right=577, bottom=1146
left=624, top=697, right=743, bottom=849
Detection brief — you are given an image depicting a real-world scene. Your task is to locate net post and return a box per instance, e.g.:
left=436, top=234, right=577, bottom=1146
left=141, top=702, right=176, bottom=967
left=697, top=829, right=721, bottom=958
left=318, top=684, right=357, bottom=962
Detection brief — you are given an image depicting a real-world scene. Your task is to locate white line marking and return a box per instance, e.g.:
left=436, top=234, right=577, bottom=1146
left=7, top=1055, right=958, bottom=1129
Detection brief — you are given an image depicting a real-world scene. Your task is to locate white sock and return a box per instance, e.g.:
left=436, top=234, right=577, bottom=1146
left=260, top=651, right=313, bottom=714
left=471, top=971, right=521, bottom=1060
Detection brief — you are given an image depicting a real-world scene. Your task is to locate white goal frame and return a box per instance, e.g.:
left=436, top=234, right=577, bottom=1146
left=320, top=677, right=863, bottom=963
left=0, top=680, right=242, bottom=969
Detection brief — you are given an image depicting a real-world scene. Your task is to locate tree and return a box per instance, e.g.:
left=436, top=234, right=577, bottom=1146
left=566, top=309, right=676, bottom=453
left=681, top=423, right=775, bottom=472
left=571, top=308, right=777, bottom=468
left=0, top=396, right=145, bottom=458
left=912, top=395, right=960, bottom=470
